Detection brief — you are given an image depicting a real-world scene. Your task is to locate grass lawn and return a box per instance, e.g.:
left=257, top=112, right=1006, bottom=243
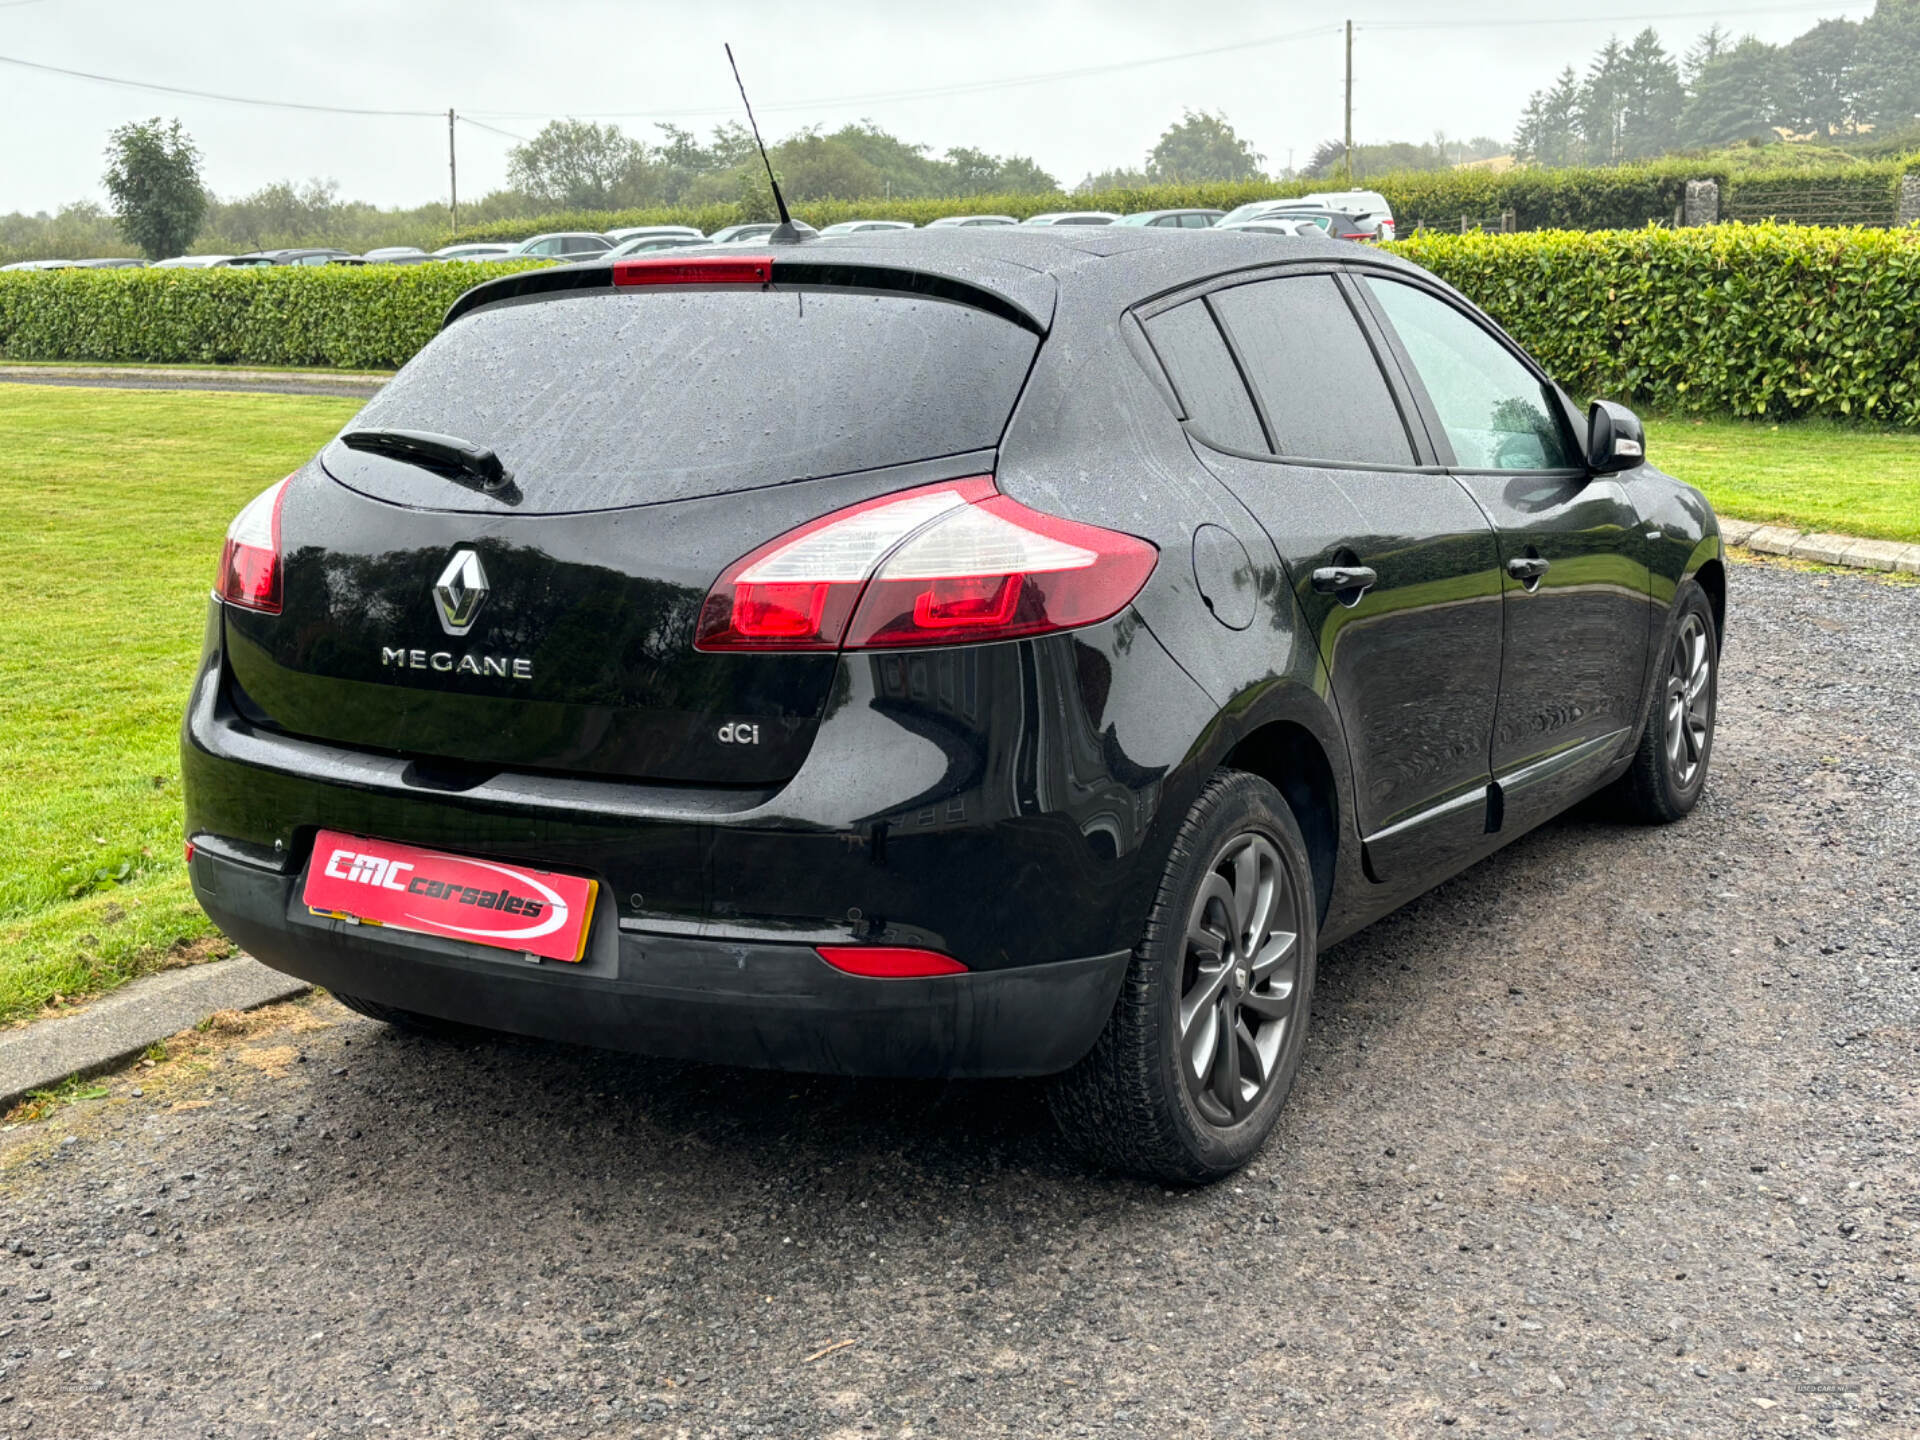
left=1647, top=415, right=1920, bottom=544
left=0, top=385, right=361, bottom=1024
left=0, top=385, right=1914, bottom=1026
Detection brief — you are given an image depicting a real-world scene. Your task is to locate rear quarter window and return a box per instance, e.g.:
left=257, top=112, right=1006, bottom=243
left=1141, top=300, right=1267, bottom=455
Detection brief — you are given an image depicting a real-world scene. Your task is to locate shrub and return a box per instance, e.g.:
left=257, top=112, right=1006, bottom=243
left=0, top=262, right=539, bottom=369
left=1392, top=223, right=1920, bottom=424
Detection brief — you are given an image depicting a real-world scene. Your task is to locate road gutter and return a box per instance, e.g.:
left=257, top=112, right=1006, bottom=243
left=0, top=959, right=308, bottom=1110
left=1720, top=518, right=1920, bottom=574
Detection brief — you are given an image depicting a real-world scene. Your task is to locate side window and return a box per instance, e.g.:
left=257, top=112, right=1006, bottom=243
left=1181, top=214, right=1210, bottom=229
left=1140, top=301, right=1268, bottom=455
left=1364, top=278, right=1577, bottom=471
left=1209, top=275, right=1415, bottom=467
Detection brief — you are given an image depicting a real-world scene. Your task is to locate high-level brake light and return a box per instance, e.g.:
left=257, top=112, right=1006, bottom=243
left=215, top=476, right=292, bottom=614
left=693, top=477, right=1158, bottom=653
left=611, top=255, right=773, bottom=287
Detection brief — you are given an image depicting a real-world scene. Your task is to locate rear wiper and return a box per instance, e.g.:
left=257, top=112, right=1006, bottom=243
left=340, top=428, right=519, bottom=502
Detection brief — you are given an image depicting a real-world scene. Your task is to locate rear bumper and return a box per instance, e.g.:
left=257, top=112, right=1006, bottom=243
left=190, top=841, right=1129, bottom=1078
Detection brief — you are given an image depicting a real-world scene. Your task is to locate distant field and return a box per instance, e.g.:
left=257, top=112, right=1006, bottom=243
left=0, top=385, right=1913, bottom=1024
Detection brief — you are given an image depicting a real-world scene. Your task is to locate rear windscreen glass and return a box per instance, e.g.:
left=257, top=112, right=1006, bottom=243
left=334, top=289, right=1040, bottom=511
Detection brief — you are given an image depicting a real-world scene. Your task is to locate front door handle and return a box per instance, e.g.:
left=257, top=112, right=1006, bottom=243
left=1506, top=556, right=1551, bottom=584
left=1311, top=565, right=1378, bottom=597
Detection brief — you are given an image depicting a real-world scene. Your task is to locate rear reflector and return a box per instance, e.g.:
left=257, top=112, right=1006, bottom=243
left=215, top=475, right=292, bottom=614
left=816, top=946, right=969, bottom=978
left=612, top=255, right=773, bottom=287
left=695, top=477, right=1157, bottom=652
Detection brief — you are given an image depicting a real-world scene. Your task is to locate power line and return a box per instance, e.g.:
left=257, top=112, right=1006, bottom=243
left=0, top=0, right=1867, bottom=133
left=456, top=115, right=528, bottom=143
left=0, top=51, right=441, bottom=117
left=465, top=23, right=1344, bottom=120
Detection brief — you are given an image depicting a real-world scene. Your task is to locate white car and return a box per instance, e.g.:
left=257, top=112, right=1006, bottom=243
left=818, top=220, right=915, bottom=235
left=1020, top=211, right=1120, bottom=227
left=925, top=215, right=1018, bottom=228
left=1219, top=191, right=1396, bottom=241
left=152, top=255, right=236, bottom=269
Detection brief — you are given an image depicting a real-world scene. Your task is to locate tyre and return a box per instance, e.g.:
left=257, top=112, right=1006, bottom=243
left=330, top=991, right=488, bottom=1040
left=1610, top=582, right=1718, bottom=824
left=1049, top=770, right=1318, bottom=1184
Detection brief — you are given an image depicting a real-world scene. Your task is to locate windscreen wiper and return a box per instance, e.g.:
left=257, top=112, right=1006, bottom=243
left=339, top=428, right=519, bottom=502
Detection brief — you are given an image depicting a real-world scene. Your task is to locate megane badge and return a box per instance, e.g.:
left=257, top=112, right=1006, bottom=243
left=433, top=550, right=489, bottom=636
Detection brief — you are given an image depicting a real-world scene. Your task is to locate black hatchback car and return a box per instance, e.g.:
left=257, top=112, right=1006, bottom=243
left=182, top=229, right=1723, bottom=1182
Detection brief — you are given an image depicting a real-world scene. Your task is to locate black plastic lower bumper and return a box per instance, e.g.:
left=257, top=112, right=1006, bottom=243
left=190, top=843, right=1130, bottom=1078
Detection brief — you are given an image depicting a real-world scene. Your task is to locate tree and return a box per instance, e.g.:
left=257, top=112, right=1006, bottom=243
left=1147, top=111, right=1264, bottom=183
left=1304, top=138, right=1347, bottom=179
left=1856, top=0, right=1920, bottom=131
left=973, top=152, right=1058, bottom=194
left=1514, top=68, right=1583, bottom=166
left=1679, top=36, right=1788, bottom=147
left=1619, top=29, right=1684, bottom=159
left=1683, top=25, right=1731, bottom=85
left=1076, top=166, right=1150, bottom=193
left=1783, top=18, right=1863, bottom=135
left=1577, top=37, right=1630, bottom=163
left=769, top=129, right=885, bottom=201
left=506, top=120, right=647, bottom=209
left=101, top=118, right=205, bottom=259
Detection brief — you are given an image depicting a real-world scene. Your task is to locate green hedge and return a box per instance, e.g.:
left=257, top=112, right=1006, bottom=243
left=1393, top=223, right=1920, bottom=423
left=0, top=261, right=539, bottom=369
left=441, top=160, right=1914, bottom=245
left=5, top=226, right=1918, bottom=426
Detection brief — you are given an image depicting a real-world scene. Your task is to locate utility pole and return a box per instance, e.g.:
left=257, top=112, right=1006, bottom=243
left=447, top=108, right=458, bottom=237
left=1343, top=21, right=1354, bottom=185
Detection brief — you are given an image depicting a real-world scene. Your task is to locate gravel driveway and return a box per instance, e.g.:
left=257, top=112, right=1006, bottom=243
left=2, top=558, right=1915, bottom=1439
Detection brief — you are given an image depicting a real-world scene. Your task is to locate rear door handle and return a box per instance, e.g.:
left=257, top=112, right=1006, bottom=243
left=1506, top=556, right=1551, bottom=583
left=1311, top=565, right=1378, bottom=596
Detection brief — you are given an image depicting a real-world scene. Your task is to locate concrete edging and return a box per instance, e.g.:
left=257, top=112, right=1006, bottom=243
left=1720, top=518, right=1920, bottom=574
left=0, top=958, right=308, bottom=1111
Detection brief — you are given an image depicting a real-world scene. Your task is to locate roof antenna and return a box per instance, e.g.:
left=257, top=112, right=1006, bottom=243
left=725, top=43, right=814, bottom=245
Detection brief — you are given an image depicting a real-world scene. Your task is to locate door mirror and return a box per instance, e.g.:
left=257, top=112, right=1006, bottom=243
left=1587, top=400, right=1646, bottom=473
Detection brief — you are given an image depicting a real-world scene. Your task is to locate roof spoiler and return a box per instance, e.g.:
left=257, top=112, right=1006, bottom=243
left=441, top=257, right=1054, bottom=335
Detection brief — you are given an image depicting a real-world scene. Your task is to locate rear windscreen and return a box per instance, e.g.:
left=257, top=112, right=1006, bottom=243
left=331, top=289, right=1040, bottom=512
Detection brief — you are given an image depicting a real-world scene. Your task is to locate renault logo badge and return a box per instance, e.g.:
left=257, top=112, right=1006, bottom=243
left=433, top=550, right=489, bottom=636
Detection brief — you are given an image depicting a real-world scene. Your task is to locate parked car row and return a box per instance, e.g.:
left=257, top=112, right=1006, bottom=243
left=0, top=192, right=1399, bottom=276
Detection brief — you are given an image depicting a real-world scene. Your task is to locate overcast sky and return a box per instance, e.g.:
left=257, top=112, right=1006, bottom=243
left=0, top=0, right=1868, bottom=214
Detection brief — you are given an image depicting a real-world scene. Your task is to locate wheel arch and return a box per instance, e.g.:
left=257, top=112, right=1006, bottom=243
left=1221, top=719, right=1342, bottom=926
left=1692, top=556, right=1727, bottom=653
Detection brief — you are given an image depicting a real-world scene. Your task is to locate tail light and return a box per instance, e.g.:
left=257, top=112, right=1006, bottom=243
left=215, top=476, right=292, bottom=614
left=816, top=945, right=968, bottom=978
left=694, top=476, right=1157, bottom=652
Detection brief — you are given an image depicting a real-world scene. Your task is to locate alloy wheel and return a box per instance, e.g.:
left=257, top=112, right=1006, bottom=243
left=1178, top=833, right=1302, bottom=1127
left=1663, top=612, right=1713, bottom=789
